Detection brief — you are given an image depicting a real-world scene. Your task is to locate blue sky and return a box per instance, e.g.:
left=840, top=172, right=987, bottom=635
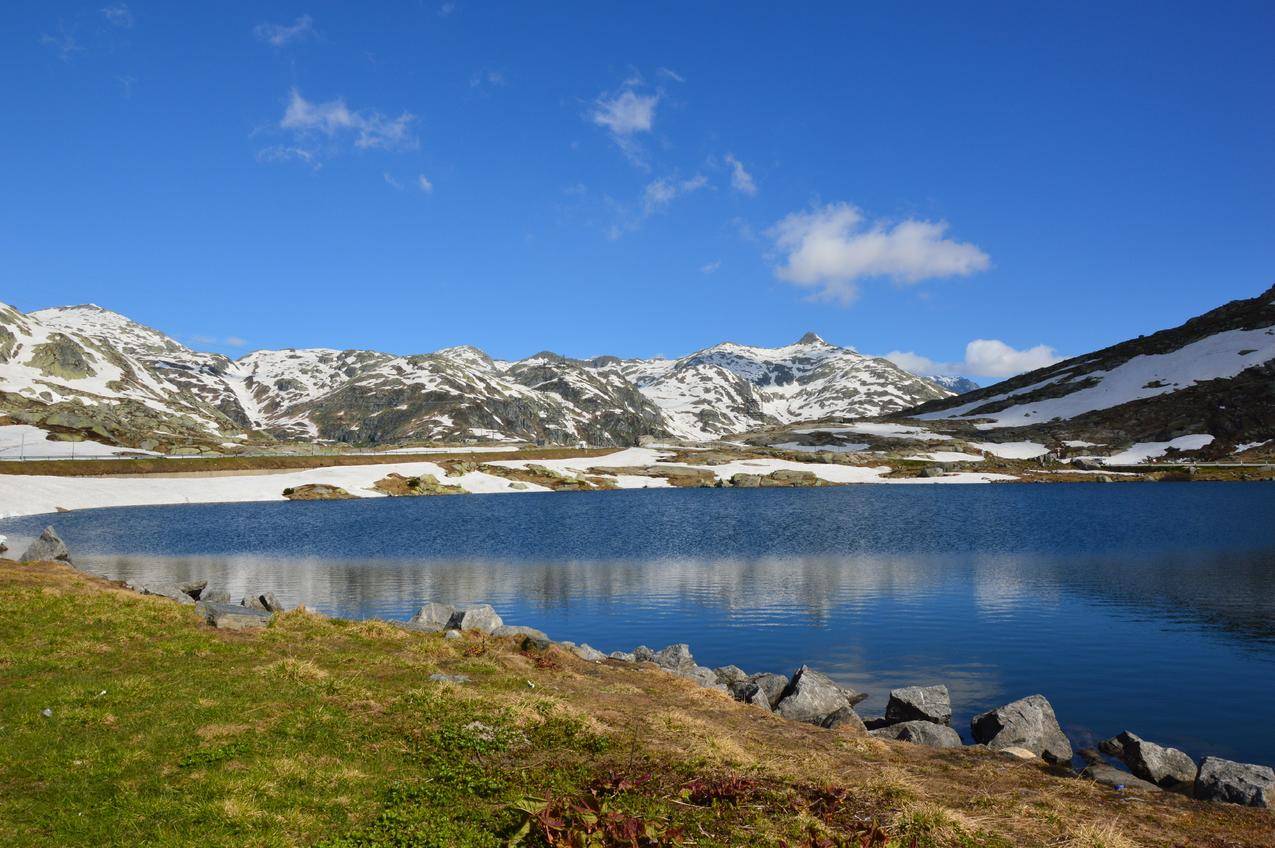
left=5, top=1, right=1274, bottom=378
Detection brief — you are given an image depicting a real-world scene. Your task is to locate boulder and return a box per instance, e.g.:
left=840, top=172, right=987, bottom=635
left=652, top=643, right=697, bottom=672
left=572, top=643, right=606, bottom=662
left=760, top=469, right=821, bottom=487
left=447, top=604, right=503, bottom=634
left=177, top=579, right=208, bottom=599
left=729, top=672, right=789, bottom=709
left=492, top=624, right=549, bottom=642
left=140, top=583, right=198, bottom=605
left=18, top=526, right=71, bottom=564
left=1194, top=757, right=1273, bottom=808
left=609, top=651, right=636, bottom=662
left=242, top=592, right=286, bottom=613
left=1000, top=747, right=1038, bottom=760
left=196, top=601, right=271, bottom=630
left=200, top=589, right=232, bottom=604
left=407, top=602, right=456, bottom=632
left=1101, top=731, right=1197, bottom=790
left=730, top=473, right=762, bottom=488
left=919, top=466, right=944, bottom=478
left=518, top=633, right=551, bottom=651
left=870, top=720, right=962, bottom=749
left=1081, top=762, right=1161, bottom=791
left=443, top=630, right=462, bottom=641
left=713, top=665, right=749, bottom=686
left=775, top=666, right=856, bottom=725
left=885, top=685, right=952, bottom=726
left=970, top=695, right=1072, bottom=763
left=1071, top=457, right=1106, bottom=471
left=821, top=706, right=867, bottom=733
left=632, top=645, right=656, bottom=663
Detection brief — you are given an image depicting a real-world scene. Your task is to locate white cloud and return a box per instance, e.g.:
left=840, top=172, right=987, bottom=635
left=642, top=174, right=707, bottom=215
left=885, top=340, right=1064, bottom=379
left=101, top=3, right=134, bottom=28
left=724, top=153, right=756, bottom=196
left=657, top=67, right=685, bottom=83
left=768, top=202, right=990, bottom=305
left=254, top=15, right=316, bottom=47
left=40, top=29, right=81, bottom=61
left=383, top=172, right=404, bottom=190
left=591, top=86, right=659, bottom=165
left=417, top=174, right=434, bottom=193
left=193, top=334, right=248, bottom=348
left=701, top=260, right=721, bottom=274
left=264, top=88, right=418, bottom=165
left=224, top=336, right=248, bottom=348
left=470, top=69, right=506, bottom=89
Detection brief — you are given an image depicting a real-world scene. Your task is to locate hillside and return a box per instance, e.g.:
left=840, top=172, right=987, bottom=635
left=904, top=285, right=1275, bottom=458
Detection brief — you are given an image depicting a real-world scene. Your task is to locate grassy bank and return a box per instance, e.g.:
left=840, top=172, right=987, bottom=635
left=0, top=447, right=614, bottom=478
left=0, top=562, right=1270, bottom=847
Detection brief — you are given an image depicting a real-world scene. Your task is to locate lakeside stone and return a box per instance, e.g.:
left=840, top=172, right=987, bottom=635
left=196, top=601, right=271, bottom=630
left=407, top=602, right=455, bottom=631
left=652, top=643, right=697, bottom=671
left=871, top=720, right=962, bottom=749
left=1102, top=731, right=1197, bottom=790
left=821, top=706, right=868, bottom=732
left=140, top=583, right=198, bottom=605
left=493, top=624, right=549, bottom=642
left=572, top=643, right=606, bottom=662
left=609, top=651, right=636, bottom=662
left=1195, top=757, right=1274, bottom=808
left=1081, top=762, right=1161, bottom=792
left=447, top=604, right=503, bottom=634
left=775, top=666, right=857, bottom=725
left=200, top=589, right=232, bottom=604
left=971, top=694, right=1072, bottom=763
left=19, top=526, right=71, bottom=564
left=713, top=665, right=749, bottom=686
left=177, top=579, right=208, bottom=599
left=885, top=685, right=952, bottom=726
left=243, top=592, right=286, bottom=613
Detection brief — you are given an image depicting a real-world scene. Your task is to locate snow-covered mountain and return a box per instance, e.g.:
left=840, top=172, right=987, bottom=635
left=0, top=304, right=955, bottom=450
left=906, top=284, right=1275, bottom=453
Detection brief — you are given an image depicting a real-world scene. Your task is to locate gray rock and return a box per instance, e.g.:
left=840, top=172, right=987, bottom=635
left=1081, top=762, right=1161, bottom=792
left=746, top=673, right=791, bottom=709
left=141, top=583, right=198, bottom=605
left=970, top=694, right=1072, bottom=763
left=1071, top=457, right=1106, bottom=471
left=492, top=624, right=549, bottom=642
left=862, top=716, right=893, bottom=731
left=609, top=651, right=636, bottom=662
left=443, top=630, right=462, bottom=641
left=713, top=665, right=749, bottom=686
left=407, top=602, right=455, bottom=632
left=200, top=589, right=232, bottom=604
left=919, top=466, right=944, bottom=478
left=1195, top=756, right=1273, bottom=808
left=447, top=604, right=503, bottom=634
left=242, top=592, right=285, bottom=613
left=741, top=685, right=772, bottom=708
left=633, top=645, right=655, bottom=663
left=871, top=720, right=962, bottom=748
left=428, top=672, right=471, bottom=684
left=177, top=579, right=208, bottom=599
left=652, top=643, right=697, bottom=671
left=1102, top=731, right=1197, bottom=790
left=730, top=473, right=762, bottom=488
left=41, top=707, right=53, bottom=718
left=672, top=664, right=727, bottom=690
left=572, top=643, right=606, bottom=662
left=775, top=666, right=855, bottom=725
left=18, top=526, right=71, bottom=564
left=885, top=685, right=952, bottom=726
left=821, top=706, right=867, bottom=733
left=196, top=601, right=271, bottom=630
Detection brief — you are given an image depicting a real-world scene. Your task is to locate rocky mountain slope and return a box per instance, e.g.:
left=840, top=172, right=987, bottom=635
left=905, top=284, right=1275, bottom=457
left=0, top=304, right=954, bottom=452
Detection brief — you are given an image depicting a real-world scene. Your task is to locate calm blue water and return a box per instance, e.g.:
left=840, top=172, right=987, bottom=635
left=4, top=483, right=1274, bottom=766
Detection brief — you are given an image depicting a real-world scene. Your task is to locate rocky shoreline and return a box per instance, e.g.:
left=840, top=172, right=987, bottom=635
left=16, top=525, right=1273, bottom=812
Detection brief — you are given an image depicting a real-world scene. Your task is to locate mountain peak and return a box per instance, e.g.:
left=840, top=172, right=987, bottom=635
left=797, top=331, right=827, bottom=345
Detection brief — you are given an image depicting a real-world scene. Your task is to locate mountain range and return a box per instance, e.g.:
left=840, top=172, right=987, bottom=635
left=3, top=284, right=1272, bottom=456
left=0, top=302, right=953, bottom=451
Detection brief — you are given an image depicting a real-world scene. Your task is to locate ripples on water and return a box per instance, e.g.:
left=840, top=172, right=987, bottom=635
left=3, top=483, right=1274, bottom=764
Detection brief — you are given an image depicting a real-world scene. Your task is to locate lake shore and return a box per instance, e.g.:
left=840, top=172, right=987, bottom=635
left=2, top=558, right=1271, bottom=847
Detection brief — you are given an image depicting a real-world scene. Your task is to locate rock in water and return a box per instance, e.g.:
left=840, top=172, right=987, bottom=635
left=177, top=579, right=208, bottom=600
left=885, top=685, right=952, bottom=726
left=196, top=601, right=271, bottom=630
left=970, top=694, right=1072, bottom=763
left=447, top=604, right=503, bottom=634
left=870, top=720, right=963, bottom=749
left=775, top=666, right=858, bottom=725
left=18, top=526, right=71, bottom=564
left=407, top=602, right=455, bottom=632
left=242, top=592, right=286, bottom=613
left=1195, top=757, right=1273, bottom=808
left=1102, top=731, right=1197, bottom=790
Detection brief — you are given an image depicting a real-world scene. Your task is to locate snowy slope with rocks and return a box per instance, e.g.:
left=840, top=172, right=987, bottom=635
left=2, top=304, right=955, bottom=450
left=907, top=284, right=1275, bottom=455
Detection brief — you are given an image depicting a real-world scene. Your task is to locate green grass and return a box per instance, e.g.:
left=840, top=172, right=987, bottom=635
left=2, top=563, right=1272, bottom=848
